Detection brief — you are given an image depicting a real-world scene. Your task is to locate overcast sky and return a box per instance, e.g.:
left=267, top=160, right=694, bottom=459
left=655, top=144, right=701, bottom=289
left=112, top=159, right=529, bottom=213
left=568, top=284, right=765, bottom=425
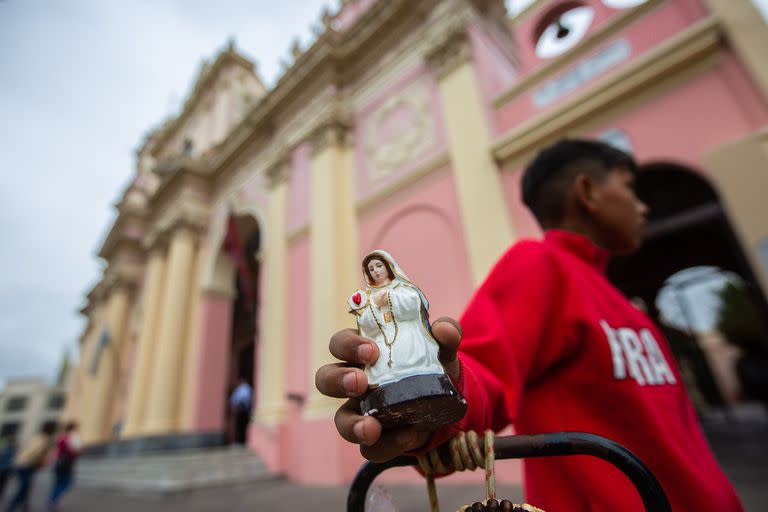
left=1, top=1, right=766, bottom=389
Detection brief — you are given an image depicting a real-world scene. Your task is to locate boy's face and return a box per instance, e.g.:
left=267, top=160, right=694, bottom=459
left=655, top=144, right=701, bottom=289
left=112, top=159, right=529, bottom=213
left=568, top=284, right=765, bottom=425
left=590, top=167, right=648, bottom=255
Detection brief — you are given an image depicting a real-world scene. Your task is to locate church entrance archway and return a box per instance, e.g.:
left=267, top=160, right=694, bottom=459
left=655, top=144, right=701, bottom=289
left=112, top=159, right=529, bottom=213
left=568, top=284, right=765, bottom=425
left=607, top=162, right=768, bottom=412
left=222, top=214, right=261, bottom=444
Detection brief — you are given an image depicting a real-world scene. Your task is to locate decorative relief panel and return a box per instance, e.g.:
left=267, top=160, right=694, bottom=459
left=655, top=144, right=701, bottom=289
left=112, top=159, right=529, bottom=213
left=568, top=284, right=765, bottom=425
left=362, top=80, right=437, bottom=183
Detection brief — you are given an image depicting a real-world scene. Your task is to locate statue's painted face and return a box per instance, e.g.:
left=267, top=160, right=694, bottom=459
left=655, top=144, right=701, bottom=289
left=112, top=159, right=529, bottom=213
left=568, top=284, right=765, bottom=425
left=367, top=258, right=391, bottom=286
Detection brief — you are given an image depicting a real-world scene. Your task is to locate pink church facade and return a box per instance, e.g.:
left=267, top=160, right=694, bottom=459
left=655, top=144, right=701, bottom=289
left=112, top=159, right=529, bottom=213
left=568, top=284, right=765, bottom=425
left=66, top=0, right=768, bottom=486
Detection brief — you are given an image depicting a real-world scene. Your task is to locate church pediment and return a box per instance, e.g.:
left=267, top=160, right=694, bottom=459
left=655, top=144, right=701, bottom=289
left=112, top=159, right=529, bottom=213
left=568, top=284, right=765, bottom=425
left=149, top=41, right=267, bottom=167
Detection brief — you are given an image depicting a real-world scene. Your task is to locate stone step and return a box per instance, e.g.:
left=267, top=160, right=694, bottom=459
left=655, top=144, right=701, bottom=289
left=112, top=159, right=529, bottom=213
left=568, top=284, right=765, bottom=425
left=76, top=446, right=277, bottom=493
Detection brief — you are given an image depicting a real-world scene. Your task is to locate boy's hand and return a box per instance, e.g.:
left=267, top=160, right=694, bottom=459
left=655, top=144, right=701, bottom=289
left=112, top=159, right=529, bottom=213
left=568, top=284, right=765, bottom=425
left=314, top=318, right=462, bottom=462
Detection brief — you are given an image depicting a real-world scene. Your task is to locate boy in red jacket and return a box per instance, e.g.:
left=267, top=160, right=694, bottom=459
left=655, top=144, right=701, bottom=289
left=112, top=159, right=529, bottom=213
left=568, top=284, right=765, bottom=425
left=315, top=139, right=743, bottom=511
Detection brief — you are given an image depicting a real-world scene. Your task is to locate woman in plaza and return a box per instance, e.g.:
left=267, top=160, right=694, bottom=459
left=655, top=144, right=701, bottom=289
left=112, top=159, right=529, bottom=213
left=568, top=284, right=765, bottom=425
left=47, top=421, right=81, bottom=511
left=4, top=423, right=55, bottom=512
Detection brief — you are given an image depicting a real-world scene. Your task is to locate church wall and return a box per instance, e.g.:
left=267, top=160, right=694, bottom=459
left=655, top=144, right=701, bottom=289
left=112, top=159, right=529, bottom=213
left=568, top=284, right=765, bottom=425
left=279, top=234, right=356, bottom=483
left=494, top=0, right=710, bottom=135
left=189, top=293, right=233, bottom=432
left=353, top=62, right=448, bottom=204
left=287, top=142, right=312, bottom=234
left=586, top=51, right=768, bottom=167
left=499, top=47, right=768, bottom=239
left=284, top=234, right=310, bottom=406
left=109, top=296, right=143, bottom=436
left=468, top=23, right=517, bottom=106
left=357, top=166, right=473, bottom=321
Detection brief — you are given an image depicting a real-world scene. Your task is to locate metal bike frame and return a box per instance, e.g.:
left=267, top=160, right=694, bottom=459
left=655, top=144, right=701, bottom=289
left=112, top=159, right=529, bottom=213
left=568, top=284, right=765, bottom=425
left=347, top=431, right=672, bottom=512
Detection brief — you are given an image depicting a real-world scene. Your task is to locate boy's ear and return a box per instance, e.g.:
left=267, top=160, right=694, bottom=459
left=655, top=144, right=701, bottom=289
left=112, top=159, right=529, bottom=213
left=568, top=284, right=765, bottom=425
left=573, top=173, right=599, bottom=212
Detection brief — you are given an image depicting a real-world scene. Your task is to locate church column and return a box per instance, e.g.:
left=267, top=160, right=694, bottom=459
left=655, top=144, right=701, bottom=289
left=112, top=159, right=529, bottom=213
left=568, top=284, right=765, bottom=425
left=303, top=122, right=359, bottom=419
left=85, top=282, right=132, bottom=443
left=77, top=305, right=106, bottom=444
left=178, top=244, right=206, bottom=429
left=253, top=161, right=290, bottom=424
left=703, top=130, right=768, bottom=295
left=122, top=244, right=168, bottom=437
left=426, top=25, right=515, bottom=285
left=703, top=0, right=768, bottom=98
left=143, top=224, right=199, bottom=434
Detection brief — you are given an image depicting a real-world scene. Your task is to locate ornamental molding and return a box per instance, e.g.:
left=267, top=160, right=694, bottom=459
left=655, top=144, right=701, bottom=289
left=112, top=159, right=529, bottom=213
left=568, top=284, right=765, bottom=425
left=206, top=0, right=439, bottom=181
left=149, top=45, right=263, bottom=158
left=309, top=119, right=353, bottom=156
left=149, top=157, right=213, bottom=224
left=98, top=213, right=146, bottom=262
left=492, top=17, right=722, bottom=168
left=424, top=19, right=473, bottom=80
left=146, top=231, right=170, bottom=254
left=266, top=156, right=291, bottom=189
left=493, top=0, right=666, bottom=109
left=85, top=281, right=109, bottom=309
left=144, top=189, right=210, bottom=252
left=102, top=264, right=143, bottom=295
left=363, top=80, right=436, bottom=182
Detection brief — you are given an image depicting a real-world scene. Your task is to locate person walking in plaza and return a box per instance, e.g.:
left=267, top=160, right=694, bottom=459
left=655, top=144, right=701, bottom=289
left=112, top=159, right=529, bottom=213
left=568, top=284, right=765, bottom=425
left=46, top=422, right=81, bottom=511
left=315, top=139, right=744, bottom=511
left=4, top=423, right=55, bottom=512
left=0, top=435, right=18, bottom=500
left=229, top=378, right=253, bottom=445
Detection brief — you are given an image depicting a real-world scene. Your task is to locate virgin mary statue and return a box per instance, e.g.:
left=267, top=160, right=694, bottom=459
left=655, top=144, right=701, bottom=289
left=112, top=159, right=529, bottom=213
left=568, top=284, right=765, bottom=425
left=348, top=250, right=466, bottom=428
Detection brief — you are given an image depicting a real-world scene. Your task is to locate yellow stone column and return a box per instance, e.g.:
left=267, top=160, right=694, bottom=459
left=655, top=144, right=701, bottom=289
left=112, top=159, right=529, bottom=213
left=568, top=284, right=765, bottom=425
left=122, top=246, right=168, bottom=436
left=86, top=283, right=131, bottom=443
left=76, top=314, right=104, bottom=444
left=178, top=245, right=205, bottom=428
left=703, top=129, right=768, bottom=294
left=703, top=0, right=768, bottom=98
left=143, top=225, right=198, bottom=434
left=426, top=27, right=515, bottom=285
left=304, top=123, right=359, bottom=419
left=253, top=162, right=290, bottom=424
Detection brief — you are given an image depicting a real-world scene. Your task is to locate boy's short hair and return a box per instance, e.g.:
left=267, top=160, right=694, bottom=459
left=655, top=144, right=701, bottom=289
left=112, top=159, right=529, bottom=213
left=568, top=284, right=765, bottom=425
left=522, top=138, right=637, bottom=227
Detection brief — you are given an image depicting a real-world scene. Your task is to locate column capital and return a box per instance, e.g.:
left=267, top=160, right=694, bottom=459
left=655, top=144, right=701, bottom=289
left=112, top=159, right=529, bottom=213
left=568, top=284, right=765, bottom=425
left=265, top=154, right=291, bottom=190
left=103, top=264, right=142, bottom=297
left=424, top=22, right=472, bottom=80
left=167, top=217, right=206, bottom=239
left=147, top=233, right=170, bottom=255
left=103, top=275, right=137, bottom=298
left=309, top=120, right=353, bottom=157
left=145, top=215, right=205, bottom=252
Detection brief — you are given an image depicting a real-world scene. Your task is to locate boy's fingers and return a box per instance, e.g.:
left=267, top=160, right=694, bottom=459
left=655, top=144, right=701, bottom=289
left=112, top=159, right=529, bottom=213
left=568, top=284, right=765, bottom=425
left=360, top=427, right=431, bottom=463
left=432, top=317, right=461, bottom=360
left=431, top=317, right=462, bottom=382
left=315, top=364, right=369, bottom=398
left=334, top=403, right=429, bottom=462
left=334, top=399, right=382, bottom=446
left=329, top=328, right=379, bottom=366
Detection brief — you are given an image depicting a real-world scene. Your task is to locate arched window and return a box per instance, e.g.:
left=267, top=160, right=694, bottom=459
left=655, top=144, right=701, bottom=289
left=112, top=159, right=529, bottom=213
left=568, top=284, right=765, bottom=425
left=533, top=2, right=595, bottom=58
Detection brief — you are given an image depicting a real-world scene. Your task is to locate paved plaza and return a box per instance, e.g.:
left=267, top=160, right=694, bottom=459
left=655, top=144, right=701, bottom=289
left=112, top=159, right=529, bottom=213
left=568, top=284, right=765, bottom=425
left=12, top=475, right=523, bottom=512
left=3, top=417, right=766, bottom=511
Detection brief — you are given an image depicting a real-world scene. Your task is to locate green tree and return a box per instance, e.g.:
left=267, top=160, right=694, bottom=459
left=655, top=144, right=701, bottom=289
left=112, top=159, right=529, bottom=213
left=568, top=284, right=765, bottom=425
left=715, top=282, right=768, bottom=353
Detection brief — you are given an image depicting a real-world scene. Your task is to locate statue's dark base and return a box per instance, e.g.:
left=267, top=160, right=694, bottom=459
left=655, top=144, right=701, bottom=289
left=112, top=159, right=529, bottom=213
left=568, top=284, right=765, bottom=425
left=360, top=373, right=467, bottom=430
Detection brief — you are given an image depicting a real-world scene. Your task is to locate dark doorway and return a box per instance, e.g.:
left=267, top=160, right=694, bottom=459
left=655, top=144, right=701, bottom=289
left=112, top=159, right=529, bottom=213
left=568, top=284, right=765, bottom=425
left=608, top=162, right=768, bottom=410
left=222, top=215, right=260, bottom=444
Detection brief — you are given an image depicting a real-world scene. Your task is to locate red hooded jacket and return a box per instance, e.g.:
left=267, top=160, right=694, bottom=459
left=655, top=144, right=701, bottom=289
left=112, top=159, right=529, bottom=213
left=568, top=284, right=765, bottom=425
left=442, top=230, right=742, bottom=511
